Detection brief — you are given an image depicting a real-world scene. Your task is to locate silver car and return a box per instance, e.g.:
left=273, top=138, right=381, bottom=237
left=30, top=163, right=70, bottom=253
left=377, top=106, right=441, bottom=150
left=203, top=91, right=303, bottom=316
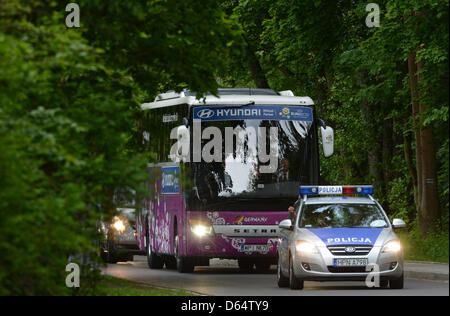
left=277, top=185, right=406, bottom=290
left=100, top=208, right=144, bottom=263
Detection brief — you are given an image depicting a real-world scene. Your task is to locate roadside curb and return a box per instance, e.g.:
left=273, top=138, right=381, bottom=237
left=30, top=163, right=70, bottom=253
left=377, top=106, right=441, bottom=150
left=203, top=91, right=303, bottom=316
left=102, top=269, right=207, bottom=296
left=404, top=261, right=449, bottom=281
left=132, top=280, right=207, bottom=296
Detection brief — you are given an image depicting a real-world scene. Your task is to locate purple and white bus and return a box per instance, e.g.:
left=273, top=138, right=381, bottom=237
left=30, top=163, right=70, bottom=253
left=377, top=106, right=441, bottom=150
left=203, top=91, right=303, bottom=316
left=135, top=88, right=334, bottom=273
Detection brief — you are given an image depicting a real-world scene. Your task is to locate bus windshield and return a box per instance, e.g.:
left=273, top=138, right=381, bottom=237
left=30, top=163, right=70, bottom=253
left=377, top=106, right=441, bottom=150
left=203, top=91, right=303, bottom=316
left=190, top=105, right=317, bottom=211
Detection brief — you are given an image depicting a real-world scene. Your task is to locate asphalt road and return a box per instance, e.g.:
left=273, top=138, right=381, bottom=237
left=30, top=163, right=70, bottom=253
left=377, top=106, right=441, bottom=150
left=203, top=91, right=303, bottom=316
left=103, top=256, right=449, bottom=296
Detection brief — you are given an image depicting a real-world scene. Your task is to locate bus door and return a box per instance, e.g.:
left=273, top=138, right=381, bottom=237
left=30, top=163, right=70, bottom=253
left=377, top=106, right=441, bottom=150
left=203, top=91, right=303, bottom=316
left=160, top=165, right=183, bottom=255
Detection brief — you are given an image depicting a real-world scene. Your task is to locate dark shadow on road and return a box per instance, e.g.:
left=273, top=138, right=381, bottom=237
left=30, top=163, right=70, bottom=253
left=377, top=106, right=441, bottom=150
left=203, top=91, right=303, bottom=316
left=194, top=267, right=277, bottom=275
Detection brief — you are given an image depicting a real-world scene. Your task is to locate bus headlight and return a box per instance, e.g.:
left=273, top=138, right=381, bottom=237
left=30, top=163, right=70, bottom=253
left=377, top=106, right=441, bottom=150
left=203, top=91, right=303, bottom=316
left=112, top=218, right=126, bottom=233
left=296, top=241, right=318, bottom=254
left=382, top=240, right=401, bottom=253
left=189, top=220, right=214, bottom=237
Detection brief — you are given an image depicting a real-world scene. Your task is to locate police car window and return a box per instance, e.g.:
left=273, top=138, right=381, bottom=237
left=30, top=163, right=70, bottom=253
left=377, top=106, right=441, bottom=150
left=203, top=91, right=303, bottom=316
left=299, top=204, right=388, bottom=228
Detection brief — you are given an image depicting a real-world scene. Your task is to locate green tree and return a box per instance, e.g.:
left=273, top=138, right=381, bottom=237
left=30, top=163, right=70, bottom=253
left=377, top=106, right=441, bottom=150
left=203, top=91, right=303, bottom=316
left=222, top=0, right=448, bottom=236
left=0, top=0, right=242, bottom=295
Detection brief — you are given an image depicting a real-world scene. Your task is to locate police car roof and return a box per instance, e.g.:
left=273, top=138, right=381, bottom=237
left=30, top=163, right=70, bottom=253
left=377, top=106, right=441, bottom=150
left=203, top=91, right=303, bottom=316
left=304, top=196, right=375, bottom=205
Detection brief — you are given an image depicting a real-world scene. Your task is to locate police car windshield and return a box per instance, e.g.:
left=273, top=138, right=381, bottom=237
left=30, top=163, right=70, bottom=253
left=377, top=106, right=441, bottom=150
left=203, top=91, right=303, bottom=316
left=299, top=204, right=388, bottom=228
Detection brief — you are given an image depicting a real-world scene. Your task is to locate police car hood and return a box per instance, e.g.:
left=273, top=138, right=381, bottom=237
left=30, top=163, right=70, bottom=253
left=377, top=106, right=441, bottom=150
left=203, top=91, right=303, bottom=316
left=300, top=228, right=391, bottom=247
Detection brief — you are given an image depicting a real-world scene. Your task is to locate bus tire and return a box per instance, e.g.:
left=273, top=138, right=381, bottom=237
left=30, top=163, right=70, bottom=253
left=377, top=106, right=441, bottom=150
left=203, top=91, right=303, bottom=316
left=177, top=256, right=194, bottom=273
left=175, top=235, right=194, bottom=273
left=165, top=256, right=177, bottom=270
left=146, top=236, right=163, bottom=269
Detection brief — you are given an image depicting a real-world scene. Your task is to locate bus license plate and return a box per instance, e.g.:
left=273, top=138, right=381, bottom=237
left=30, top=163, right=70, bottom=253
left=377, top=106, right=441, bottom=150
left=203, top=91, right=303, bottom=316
left=334, top=258, right=368, bottom=267
left=242, top=244, right=269, bottom=253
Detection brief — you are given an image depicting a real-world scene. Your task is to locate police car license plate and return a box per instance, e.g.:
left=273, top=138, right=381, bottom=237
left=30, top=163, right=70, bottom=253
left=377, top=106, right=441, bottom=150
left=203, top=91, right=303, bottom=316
left=334, top=258, right=368, bottom=267
left=242, top=244, right=269, bottom=252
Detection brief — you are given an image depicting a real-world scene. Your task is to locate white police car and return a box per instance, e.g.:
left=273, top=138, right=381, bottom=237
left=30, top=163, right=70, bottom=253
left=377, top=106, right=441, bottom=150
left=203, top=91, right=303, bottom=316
left=277, top=185, right=406, bottom=290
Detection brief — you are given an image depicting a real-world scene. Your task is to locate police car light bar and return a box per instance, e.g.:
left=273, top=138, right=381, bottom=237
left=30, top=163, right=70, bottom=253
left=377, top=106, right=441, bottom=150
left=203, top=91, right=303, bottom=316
left=299, top=185, right=374, bottom=195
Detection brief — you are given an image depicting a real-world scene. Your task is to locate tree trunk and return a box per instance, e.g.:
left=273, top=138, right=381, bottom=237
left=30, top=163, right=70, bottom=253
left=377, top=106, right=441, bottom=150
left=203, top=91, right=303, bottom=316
left=408, top=51, right=440, bottom=236
left=382, top=118, right=393, bottom=185
left=403, top=133, right=418, bottom=208
left=243, top=37, right=270, bottom=89
left=357, top=72, right=382, bottom=189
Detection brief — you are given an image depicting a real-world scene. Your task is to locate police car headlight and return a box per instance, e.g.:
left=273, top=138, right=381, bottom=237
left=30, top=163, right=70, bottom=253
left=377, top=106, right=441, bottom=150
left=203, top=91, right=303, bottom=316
left=189, top=220, right=214, bottom=237
left=382, top=240, right=401, bottom=253
left=296, top=241, right=318, bottom=254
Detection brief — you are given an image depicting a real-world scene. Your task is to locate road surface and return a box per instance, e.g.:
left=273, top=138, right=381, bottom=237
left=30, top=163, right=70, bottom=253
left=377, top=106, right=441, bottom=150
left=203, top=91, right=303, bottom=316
left=103, top=256, right=449, bottom=296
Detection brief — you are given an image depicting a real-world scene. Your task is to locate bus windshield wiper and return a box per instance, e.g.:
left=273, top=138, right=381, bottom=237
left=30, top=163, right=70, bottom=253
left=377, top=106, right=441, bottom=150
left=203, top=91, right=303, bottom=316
left=220, top=101, right=255, bottom=108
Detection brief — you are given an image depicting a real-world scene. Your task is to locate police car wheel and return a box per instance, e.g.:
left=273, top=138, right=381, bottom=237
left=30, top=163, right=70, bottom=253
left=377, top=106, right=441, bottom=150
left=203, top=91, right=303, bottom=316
left=389, top=273, right=404, bottom=289
left=289, top=256, right=304, bottom=290
left=146, top=236, right=163, bottom=269
left=379, top=279, right=389, bottom=288
left=277, top=256, right=289, bottom=288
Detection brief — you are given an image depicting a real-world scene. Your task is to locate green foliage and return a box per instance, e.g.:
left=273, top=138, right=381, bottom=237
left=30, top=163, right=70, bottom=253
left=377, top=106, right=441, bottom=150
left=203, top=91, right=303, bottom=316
left=79, top=0, right=243, bottom=97
left=399, top=221, right=449, bottom=263
left=0, top=0, right=238, bottom=295
left=98, top=276, right=198, bottom=296
left=225, top=0, right=449, bottom=227
left=0, top=10, right=146, bottom=294
left=387, top=177, right=416, bottom=225
left=0, top=0, right=448, bottom=295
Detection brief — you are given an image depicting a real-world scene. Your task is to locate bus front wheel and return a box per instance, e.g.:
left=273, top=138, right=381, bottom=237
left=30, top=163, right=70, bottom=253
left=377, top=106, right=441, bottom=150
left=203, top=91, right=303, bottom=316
left=146, top=236, right=163, bottom=269
left=175, top=235, right=194, bottom=273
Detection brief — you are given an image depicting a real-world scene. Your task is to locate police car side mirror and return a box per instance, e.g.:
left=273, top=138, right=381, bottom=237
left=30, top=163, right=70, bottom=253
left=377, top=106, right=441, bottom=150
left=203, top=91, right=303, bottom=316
left=320, top=126, right=334, bottom=158
left=279, top=219, right=293, bottom=230
left=392, top=218, right=407, bottom=229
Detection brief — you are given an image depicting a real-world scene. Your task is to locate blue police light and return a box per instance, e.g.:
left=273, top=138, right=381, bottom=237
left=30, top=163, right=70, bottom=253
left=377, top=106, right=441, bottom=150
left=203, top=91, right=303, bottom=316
left=299, top=185, right=374, bottom=195
left=355, top=185, right=374, bottom=195
left=299, top=186, right=319, bottom=195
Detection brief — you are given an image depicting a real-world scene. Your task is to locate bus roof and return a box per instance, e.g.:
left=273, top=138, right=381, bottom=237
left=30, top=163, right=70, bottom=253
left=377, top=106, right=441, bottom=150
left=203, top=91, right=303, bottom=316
left=141, top=88, right=314, bottom=111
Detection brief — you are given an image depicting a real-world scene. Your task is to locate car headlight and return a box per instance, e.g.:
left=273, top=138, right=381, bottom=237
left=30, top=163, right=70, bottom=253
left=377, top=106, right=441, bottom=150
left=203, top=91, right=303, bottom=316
left=112, top=217, right=126, bottom=233
left=189, top=219, right=214, bottom=237
left=382, top=240, right=401, bottom=253
left=296, top=241, right=318, bottom=254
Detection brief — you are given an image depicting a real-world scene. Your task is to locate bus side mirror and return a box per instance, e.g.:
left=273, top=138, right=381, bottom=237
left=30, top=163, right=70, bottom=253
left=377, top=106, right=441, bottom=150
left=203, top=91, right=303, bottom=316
left=320, top=126, right=334, bottom=158
left=177, top=125, right=190, bottom=160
